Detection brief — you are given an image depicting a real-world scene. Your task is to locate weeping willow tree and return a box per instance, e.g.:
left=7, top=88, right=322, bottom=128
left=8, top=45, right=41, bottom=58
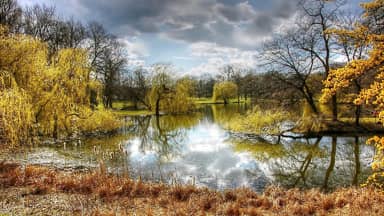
left=0, top=74, right=33, bottom=147
left=212, top=81, right=238, bottom=104
left=0, top=25, right=120, bottom=147
left=148, top=64, right=196, bottom=115
left=228, top=106, right=291, bottom=135
left=162, top=77, right=195, bottom=114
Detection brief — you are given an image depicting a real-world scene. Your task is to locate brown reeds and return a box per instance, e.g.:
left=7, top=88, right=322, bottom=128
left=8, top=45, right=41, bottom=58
left=1, top=160, right=384, bottom=216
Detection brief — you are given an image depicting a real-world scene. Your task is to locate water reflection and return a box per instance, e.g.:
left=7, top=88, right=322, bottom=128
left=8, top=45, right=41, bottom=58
left=245, top=136, right=374, bottom=191
left=10, top=104, right=375, bottom=192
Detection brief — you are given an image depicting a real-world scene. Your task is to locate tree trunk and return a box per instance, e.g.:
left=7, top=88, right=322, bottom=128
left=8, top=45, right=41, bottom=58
left=305, top=95, right=318, bottom=115
left=332, top=95, right=337, bottom=121
left=322, top=136, right=337, bottom=191
left=355, top=105, right=361, bottom=126
left=53, top=114, right=58, bottom=139
left=354, top=80, right=362, bottom=126
left=352, top=137, right=361, bottom=186
left=155, top=98, right=160, bottom=116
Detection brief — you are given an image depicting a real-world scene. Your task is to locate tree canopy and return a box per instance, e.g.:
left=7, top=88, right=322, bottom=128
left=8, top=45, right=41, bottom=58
left=321, top=0, right=384, bottom=188
left=212, top=81, right=238, bottom=104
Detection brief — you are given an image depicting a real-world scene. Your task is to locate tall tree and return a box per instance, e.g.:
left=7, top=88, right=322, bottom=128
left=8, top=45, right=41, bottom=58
left=149, top=64, right=173, bottom=116
left=297, top=0, right=345, bottom=120
left=99, top=37, right=126, bottom=108
left=321, top=0, right=384, bottom=188
left=262, top=29, right=320, bottom=114
left=212, top=81, right=238, bottom=104
left=329, top=13, right=371, bottom=125
left=0, top=0, right=22, bottom=32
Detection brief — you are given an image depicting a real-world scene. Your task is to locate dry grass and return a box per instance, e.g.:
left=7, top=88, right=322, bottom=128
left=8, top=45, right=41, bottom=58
left=1, top=161, right=384, bottom=216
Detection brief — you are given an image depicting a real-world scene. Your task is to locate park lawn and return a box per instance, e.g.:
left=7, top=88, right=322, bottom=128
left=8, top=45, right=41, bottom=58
left=193, top=97, right=250, bottom=104
left=112, top=100, right=136, bottom=110
left=112, top=109, right=154, bottom=117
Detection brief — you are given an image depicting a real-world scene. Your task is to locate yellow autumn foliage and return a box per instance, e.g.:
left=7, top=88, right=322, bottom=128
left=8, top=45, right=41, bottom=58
left=212, top=81, right=238, bottom=104
left=228, top=106, right=291, bottom=135
left=0, top=25, right=120, bottom=147
left=162, top=77, right=195, bottom=114
left=0, top=80, right=33, bottom=147
left=321, top=0, right=384, bottom=188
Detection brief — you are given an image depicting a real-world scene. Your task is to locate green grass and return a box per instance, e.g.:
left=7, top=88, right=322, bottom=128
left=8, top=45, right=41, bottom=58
left=112, top=109, right=154, bottom=117
left=193, top=97, right=250, bottom=104
left=338, top=117, right=378, bottom=124
left=112, top=101, right=135, bottom=110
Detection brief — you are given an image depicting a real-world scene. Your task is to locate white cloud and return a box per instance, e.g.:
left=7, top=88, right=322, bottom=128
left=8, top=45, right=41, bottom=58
left=118, top=37, right=149, bottom=67
left=185, top=42, right=259, bottom=76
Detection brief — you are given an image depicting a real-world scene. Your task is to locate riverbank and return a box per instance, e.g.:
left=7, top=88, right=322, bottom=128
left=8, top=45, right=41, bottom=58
left=293, top=117, right=384, bottom=136
left=1, top=161, right=383, bottom=216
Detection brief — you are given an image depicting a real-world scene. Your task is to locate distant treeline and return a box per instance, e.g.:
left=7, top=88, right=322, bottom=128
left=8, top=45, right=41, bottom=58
left=0, top=0, right=381, bottom=124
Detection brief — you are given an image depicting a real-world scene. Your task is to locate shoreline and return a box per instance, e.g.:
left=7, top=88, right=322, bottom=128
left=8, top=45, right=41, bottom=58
left=1, top=161, right=383, bottom=215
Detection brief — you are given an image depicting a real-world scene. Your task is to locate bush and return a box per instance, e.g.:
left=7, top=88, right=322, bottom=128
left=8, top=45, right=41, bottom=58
left=228, top=106, right=291, bottom=135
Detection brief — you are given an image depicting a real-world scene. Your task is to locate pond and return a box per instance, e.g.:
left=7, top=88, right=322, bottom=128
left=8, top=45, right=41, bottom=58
left=9, top=104, right=375, bottom=192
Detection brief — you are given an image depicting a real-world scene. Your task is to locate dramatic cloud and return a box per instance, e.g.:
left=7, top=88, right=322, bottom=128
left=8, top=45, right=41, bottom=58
left=20, top=0, right=303, bottom=50
left=18, top=0, right=365, bottom=74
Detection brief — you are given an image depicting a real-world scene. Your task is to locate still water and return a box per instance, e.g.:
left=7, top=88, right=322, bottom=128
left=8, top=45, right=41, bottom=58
left=12, top=104, right=375, bottom=192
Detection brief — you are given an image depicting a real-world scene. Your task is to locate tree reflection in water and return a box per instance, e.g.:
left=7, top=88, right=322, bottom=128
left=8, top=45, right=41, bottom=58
left=24, top=104, right=375, bottom=191
left=129, top=114, right=202, bottom=161
left=232, top=135, right=373, bottom=191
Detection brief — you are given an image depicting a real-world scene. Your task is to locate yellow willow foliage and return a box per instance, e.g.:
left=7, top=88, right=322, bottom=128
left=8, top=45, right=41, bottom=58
left=77, top=109, right=121, bottom=133
left=0, top=25, right=120, bottom=145
left=0, top=27, right=47, bottom=90
left=35, top=49, right=95, bottom=136
left=0, top=77, right=33, bottom=147
left=321, top=0, right=384, bottom=188
left=228, top=106, right=291, bottom=135
left=163, top=78, right=195, bottom=114
left=212, top=81, right=238, bottom=103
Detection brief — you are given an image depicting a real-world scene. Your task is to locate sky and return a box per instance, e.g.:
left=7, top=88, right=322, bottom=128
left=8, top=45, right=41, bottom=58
left=18, top=0, right=367, bottom=76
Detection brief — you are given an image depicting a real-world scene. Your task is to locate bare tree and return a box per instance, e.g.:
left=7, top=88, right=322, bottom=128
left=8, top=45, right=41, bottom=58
left=22, top=5, right=86, bottom=55
left=0, top=0, right=22, bottom=32
left=23, top=4, right=57, bottom=41
left=296, top=0, right=346, bottom=120
left=86, top=22, right=127, bottom=108
left=59, top=18, right=86, bottom=49
left=100, top=37, right=126, bottom=108
left=87, top=21, right=110, bottom=75
left=262, top=29, right=321, bottom=114
left=125, top=67, right=151, bottom=109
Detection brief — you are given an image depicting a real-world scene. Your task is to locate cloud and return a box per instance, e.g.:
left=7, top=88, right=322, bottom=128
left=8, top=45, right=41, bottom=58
left=185, top=42, right=259, bottom=76
left=19, top=0, right=302, bottom=50
left=117, top=37, right=149, bottom=67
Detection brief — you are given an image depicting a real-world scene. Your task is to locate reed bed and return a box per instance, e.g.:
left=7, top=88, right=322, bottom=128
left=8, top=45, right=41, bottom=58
left=1, top=161, right=383, bottom=216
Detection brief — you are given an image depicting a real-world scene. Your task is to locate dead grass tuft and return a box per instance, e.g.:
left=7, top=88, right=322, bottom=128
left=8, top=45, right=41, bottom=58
left=1, top=161, right=384, bottom=215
